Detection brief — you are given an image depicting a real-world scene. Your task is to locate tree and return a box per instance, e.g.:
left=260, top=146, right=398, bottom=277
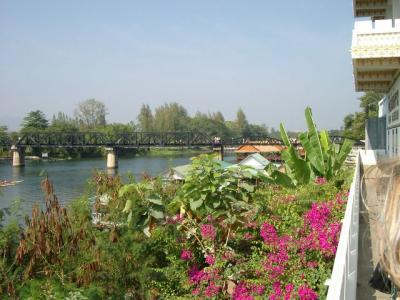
left=235, top=108, right=250, bottom=137
left=49, top=112, right=79, bottom=132
left=360, top=91, right=382, bottom=118
left=137, top=104, right=154, bottom=131
left=21, top=110, right=49, bottom=132
left=153, top=102, right=189, bottom=132
left=341, top=91, right=382, bottom=139
left=212, top=111, right=225, bottom=123
left=74, top=99, right=107, bottom=129
left=188, top=113, right=233, bottom=140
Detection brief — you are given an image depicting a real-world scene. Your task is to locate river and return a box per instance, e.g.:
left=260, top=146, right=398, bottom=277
left=0, top=153, right=231, bottom=216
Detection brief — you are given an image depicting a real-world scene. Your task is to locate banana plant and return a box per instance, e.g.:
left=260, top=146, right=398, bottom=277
left=119, top=181, right=165, bottom=236
left=279, top=123, right=311, bottom=185
left=275, top=107, right=354, bottom=185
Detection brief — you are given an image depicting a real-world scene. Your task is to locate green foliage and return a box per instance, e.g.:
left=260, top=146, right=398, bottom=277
left=277, top=107, right=354, bottom=185
left=119, top=180, right=166, bottom=236
left=171, top=155, right=257, bottom=220
left=21, top=110, right=49, bottom=132
left=153, top=102, right=189, bottom=132
left=137, top=104, right=154, bottom=131
left=74, top=99, right=107, bottom=129
left=342, top=91, right=382, bottom=139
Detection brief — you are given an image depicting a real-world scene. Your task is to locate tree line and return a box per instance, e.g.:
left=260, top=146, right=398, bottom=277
left=2, top=99, right=296, bottom=141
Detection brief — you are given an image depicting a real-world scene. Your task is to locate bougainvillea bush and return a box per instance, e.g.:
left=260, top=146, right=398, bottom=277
left=0, top=155, right=352, bottom=299
left=144, top=156, right=350, bottom=299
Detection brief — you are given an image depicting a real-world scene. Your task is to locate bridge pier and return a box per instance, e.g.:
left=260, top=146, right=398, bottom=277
left=11, top=145, right=25, bottom=167
left=213, top=144, right=224, bottom=161
left=105, top=147, right=118, bottom=169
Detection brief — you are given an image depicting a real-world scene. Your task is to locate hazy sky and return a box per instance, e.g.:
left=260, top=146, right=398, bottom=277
left=0, top=0, right=359, bottom=131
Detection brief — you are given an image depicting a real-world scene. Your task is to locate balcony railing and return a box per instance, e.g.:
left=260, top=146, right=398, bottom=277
left=352, top=19, right=400, bottom=59
left=326, top=152, right=361, bottom=299
left=351, top=19, right=400, bottom=92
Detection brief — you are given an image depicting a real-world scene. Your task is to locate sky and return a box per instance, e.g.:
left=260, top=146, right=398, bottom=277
left=0, top=0, right=360, bottom=131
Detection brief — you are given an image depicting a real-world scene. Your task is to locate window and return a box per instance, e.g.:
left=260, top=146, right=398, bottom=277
left=389, top=91, right=399, bottom=112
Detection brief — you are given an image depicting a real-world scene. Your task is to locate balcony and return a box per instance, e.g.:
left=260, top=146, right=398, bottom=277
left=326, top=150, right=391, bottom=299
left=353, top=0, right=390, bottom=18
left=351, top=19, right=400, bottom=92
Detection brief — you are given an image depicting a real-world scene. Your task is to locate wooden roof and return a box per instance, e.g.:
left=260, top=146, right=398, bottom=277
left=235, top=145, right=285, bottom=153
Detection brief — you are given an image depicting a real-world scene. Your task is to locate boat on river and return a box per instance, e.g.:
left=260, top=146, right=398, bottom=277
left=0, top=179, right=23, bottom=187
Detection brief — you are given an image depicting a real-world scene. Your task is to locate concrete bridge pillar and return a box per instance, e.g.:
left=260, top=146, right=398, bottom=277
left=213, top=144, right=224, bottom=161
left=11, top=145, right=25, bottom=167
left=106, top=147, right=118, bottom=169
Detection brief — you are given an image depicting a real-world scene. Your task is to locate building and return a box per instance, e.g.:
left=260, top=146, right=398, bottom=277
left=238, top=153, right=270, bottom=170
left=351, top=0, right=400, bottom=156
left=161, top=160, right=233, bottom=181
left=235, top=145, right=285, bottom=162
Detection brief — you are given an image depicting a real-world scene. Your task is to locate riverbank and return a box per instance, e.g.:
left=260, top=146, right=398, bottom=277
left=144, top=147, right=210, bottom=157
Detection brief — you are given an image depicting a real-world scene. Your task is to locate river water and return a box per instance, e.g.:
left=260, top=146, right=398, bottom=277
left=0, top=154, right=205, bottom=216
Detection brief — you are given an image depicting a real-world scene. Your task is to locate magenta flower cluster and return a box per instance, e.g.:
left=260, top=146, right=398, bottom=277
left=298, top=284, right=318, bottom=300
left=260, top=222, right=278, bottom=245
left=205, top=254, right=216, bottom=265
left=180, top=249, right=193, bottom=261
left=188, top=265, right=222, bottom=298
left=177, top=191, right=346, bottom=299
left=314, top=177, right=327, bottom=185
left=233, top=282, right=265, bottom=300
left=201, top=224, right=217, bottom=240
left=301, top=202, right=342, bottom=257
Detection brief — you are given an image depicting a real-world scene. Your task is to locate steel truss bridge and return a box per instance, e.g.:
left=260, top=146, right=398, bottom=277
left=0, top=131, right=363, bottom=148
left=0, top=131, right=284, bottom=148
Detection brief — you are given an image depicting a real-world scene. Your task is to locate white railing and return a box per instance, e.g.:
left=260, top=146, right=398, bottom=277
left=326, top=152, right=361, bottom=300
left=352, top=19, right=400, bottom=59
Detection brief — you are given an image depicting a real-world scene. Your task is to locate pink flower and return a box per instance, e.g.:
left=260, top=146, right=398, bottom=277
left=284, top=283, right=294, bottom=300
left=204, top=282, right=221, bottom=298
left=298, top=285, right=318, bottom=300
left=305, top=203, right=331, bottom=231
left=260, top=223, right=278, bottom=245
left=306, top=261, right=318, bottom=268
left=180, top=249, right=193, bottom=261
left=188, top=265, right=206, bottom=284
left=233, top=282, right=253, bottom=300
left=314, top=177, right=327, bottom=185
left=205, top=254, right=215, bottom=265
left=167, top=213, right=184, bottom=224
left=191, top=288, right=200, bottom=295
left=269, top=282, right=283, bottom=300
left=252, top=284, right=265, bottom=295
left=243, top=233, right=254, bottom=240
left=201, top=224, right=217, bottom=240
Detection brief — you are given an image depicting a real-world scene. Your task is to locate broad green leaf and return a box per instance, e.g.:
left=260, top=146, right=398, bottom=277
left=319, top=130, right=331, bottom=154
left=270, top=170, right=295, bottom=187
left=143, top=226, right=151, bottom=237
left=304, top=107, right=325, bottom=174
left=122, top=199, right=132, bottom=213
left=334, top=138, right=354, bottom=171
left=147, top=195, right=163, bottom=205
left=299, top=132, right=325, bottom=176
left=190, top=199, right=203, bottom=210
left=119, top=184, right=135, bottom=197
left=149, top=209, right=164, bottom=219
left=279, top=123, right=291, bottom=146
left=239, top=182, right=254, bottom=193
